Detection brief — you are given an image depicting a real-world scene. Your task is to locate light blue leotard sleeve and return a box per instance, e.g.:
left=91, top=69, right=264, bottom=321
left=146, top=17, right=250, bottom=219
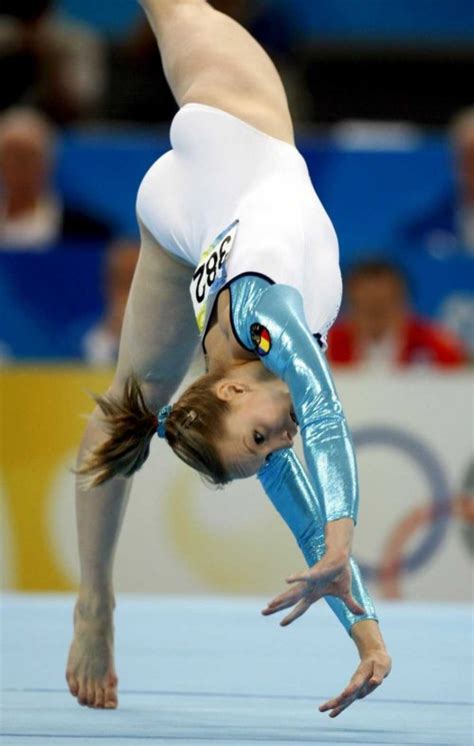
left=228, top=274, right=377, bottom=633
left=257, top=448, right=378, bottom=634
left=229, top=274, right=359, bottom=525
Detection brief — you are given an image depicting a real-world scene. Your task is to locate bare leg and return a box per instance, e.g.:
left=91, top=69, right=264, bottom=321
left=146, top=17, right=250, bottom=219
left=66, top=226, right=199, bottom=709
left=139, top=0, right=294, bottom=143
left=113, top=221, right=199, bottom=397
left=68, top=0, right=293, bottom=709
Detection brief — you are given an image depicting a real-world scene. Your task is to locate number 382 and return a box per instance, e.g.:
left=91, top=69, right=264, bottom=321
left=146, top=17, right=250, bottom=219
left=192, top=235, right=231, bottom=303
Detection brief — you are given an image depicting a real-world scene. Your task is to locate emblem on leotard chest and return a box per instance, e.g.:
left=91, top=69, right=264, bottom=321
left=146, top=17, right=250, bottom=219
left=190, top=219, right=239, bottom=333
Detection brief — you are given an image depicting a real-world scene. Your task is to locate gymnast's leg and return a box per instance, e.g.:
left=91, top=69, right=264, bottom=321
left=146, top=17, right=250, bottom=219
left=67, top=0, right=293, bottom=709
left=66, top=224, right=199, bottom=709
left=138, top=0, right=294, bottom=144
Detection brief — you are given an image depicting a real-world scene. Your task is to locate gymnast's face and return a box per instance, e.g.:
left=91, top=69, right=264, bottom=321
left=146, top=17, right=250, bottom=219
left=214, top=367, right=298, bottom=479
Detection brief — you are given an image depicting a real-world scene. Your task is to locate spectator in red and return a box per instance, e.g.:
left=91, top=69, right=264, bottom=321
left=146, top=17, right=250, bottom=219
left=327, top=260, right=467, bottom=369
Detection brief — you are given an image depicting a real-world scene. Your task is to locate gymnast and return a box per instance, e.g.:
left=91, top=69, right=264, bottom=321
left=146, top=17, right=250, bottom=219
left=66, top=0, right=392, bottom=716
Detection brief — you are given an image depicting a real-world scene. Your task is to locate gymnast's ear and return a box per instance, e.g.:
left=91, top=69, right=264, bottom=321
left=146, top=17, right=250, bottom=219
left=214, top=379, right=249, bottom=402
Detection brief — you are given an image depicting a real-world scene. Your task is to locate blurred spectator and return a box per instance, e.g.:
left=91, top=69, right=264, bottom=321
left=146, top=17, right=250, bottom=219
left=67, top=239, right=139, bottom=365
left=0, top=107, right=112, bottom=250
left=327, top=260, right=467, bottom=369
left=0, top=0, right=106, bottom=124
left=108, top=0, right=310, bottom=123
left=401, top=107, right=474, bottom=253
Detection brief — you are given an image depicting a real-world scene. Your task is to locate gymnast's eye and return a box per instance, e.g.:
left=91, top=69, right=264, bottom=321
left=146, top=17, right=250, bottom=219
left=253, top=431, right=265, bottom=445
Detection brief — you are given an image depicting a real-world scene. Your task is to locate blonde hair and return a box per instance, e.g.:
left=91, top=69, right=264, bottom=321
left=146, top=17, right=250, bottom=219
left=77, top=372, right=231, bottom=488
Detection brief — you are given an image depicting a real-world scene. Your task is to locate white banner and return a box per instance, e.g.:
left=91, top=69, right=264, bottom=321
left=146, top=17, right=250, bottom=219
left=43, top=372, right=473, bottom=603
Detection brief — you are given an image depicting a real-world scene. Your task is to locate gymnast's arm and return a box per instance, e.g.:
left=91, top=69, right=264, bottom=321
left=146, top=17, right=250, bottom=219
left=257, top=448, right=377, bottom=635
left=230, top=278, right=359, bottom=548
left=258, top=449, right=390, bottom=714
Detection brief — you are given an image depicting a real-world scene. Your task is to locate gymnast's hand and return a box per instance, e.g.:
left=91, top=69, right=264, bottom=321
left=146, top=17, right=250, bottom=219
left=261, top=550, right=365, bottom=626
left=319, top=630, right=392, bottom=717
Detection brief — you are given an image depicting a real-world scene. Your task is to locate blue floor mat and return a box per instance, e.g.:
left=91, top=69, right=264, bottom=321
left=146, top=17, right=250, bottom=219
left=1, top=595, right=472, bottom=745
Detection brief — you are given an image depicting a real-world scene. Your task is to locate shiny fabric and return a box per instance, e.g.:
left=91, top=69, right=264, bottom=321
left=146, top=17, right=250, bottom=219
left=258, top=448, right=378, bottom=635
left=229, top=276, right=359, bottom=524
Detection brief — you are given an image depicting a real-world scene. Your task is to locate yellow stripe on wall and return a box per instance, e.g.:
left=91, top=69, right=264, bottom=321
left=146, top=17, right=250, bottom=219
left=0, top=367, right=112, bottom=590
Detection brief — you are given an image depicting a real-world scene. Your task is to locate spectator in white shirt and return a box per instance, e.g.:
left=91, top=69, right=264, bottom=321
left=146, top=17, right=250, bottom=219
left=0, top=107, right=111, bottom=250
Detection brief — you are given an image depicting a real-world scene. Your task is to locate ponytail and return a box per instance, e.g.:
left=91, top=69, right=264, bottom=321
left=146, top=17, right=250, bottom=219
left=76, top=374, right=157, bottom=487
left=77, top=370, right=234, bottom=489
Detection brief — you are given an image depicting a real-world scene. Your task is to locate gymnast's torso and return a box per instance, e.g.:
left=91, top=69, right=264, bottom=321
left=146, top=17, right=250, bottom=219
left=136, top=102, right=342, bottom=345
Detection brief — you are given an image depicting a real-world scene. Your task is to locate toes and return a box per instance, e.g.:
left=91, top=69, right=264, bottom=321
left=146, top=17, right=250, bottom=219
left=66, top=673, right=79, bottom=697
left=77, top=680, right=88, bottom=706
left=72, top=675, right=118, bottom=709
left=104, top=683, right=118, bottom=709
left=104, top=692, right=118, bottom=708
left=94, top=687, right=105, bottom=709
left=86, top=682, right=96, bottom=707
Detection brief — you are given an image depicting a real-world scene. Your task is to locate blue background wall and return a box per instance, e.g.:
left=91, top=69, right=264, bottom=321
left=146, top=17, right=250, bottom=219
left=1, top=130, right=473, bottom=360
left=57, top=0, right=474, bottom=43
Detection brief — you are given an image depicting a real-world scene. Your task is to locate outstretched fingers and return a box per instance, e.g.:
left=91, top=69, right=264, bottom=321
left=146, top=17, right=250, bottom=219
left=280, top=598, right=311, bottom=626
left=319, top=660, right=386, bottom=717
left=261, top=584, right=305, bottom=616
left=342, top=593, right=365, bottom=616
left=285, top=572, right=312, bottom=584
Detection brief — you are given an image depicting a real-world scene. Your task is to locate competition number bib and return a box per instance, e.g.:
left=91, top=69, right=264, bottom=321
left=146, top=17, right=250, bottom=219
left=190, top=220, right=239, bottom=333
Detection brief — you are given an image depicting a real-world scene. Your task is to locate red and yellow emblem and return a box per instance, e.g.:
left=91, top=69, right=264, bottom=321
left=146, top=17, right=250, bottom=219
left=251, top=324, right=271, bottom=357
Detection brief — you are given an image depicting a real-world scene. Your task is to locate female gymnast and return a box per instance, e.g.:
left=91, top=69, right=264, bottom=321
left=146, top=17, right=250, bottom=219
left=66, top=0, right=392, bottom=716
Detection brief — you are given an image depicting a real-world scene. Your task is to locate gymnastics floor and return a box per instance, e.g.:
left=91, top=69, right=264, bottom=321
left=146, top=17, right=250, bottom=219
left=1, top=594, right=472, bottom=745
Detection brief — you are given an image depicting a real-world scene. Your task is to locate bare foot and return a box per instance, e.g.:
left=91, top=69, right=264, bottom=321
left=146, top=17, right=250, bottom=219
left=66, top=598, right=118, bottom=709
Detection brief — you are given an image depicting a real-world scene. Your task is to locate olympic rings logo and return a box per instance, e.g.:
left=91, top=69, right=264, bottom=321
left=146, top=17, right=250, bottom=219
left=352, top=426, right=473, bottom=599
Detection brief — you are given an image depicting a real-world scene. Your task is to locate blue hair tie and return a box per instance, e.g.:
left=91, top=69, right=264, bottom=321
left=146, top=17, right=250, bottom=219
left=156, top=404, right=172, bottom=439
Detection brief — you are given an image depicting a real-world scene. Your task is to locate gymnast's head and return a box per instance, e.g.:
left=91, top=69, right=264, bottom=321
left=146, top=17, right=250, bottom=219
left=163, top=362, right=297, bottom=482
left=77, top=363, right=297, bottom=487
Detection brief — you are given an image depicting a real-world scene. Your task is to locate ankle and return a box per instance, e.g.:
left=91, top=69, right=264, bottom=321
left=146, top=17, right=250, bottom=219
left=76, top=588, right=115, bottom=621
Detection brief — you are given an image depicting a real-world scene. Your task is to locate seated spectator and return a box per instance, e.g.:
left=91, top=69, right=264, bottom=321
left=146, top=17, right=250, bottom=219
left=401, top=107, right=474, bottom=253
left=327, top=260, right=467, bottom=369
left=111, top=0, right=310, bottom=123
left=67, top=239, right=139, bottom=365
left=0, top=0, right=106, bottom=124
left=0, top=107, right=111, bottom=250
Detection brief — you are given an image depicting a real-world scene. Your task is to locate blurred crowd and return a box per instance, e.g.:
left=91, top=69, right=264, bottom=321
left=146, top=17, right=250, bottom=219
left=0, top=0, right=472, bottom=368
left=327, top=261, right=467, bottom=370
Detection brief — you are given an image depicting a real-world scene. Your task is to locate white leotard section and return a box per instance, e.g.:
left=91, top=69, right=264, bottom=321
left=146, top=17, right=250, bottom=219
left=136, top=103, right=342, bottom=342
